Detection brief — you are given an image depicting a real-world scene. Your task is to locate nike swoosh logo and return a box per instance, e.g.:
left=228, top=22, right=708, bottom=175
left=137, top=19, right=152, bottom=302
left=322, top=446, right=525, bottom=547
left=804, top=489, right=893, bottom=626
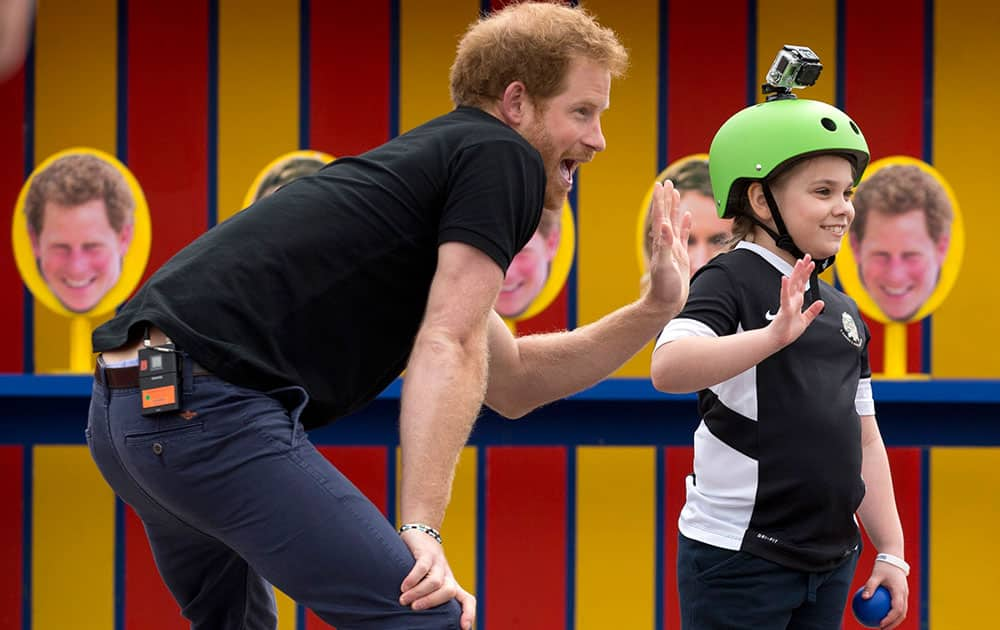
left=765, top=310, right=777, bottom=321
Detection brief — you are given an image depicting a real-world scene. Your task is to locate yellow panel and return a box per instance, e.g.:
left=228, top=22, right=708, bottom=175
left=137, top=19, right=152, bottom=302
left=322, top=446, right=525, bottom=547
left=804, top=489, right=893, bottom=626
left=930, top=448, right=1000, bottom=626
left=930, top=2, right=1000, bottom=377
left=275, top=589, right=296, bottom=630
left=398, top=0, right=479, bottom=133
left=32, top=0, right=118, bottom=373
left=217, top=0, right=299, bottom=223
left=576, top=446, right=656, bottom=630
left=33, top=446, right=116, bottom=629
left=396, top=446, right=477, bottom=592
left=576, top=0, right=659, bottom=378
left=756, top=0, right=836, bottom=105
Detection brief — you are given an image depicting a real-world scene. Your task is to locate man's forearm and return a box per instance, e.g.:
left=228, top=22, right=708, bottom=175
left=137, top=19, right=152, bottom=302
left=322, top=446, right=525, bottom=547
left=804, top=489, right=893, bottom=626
left=496, top=296, right=679, bottom=415
left=398, top=331, right=488, bottom=528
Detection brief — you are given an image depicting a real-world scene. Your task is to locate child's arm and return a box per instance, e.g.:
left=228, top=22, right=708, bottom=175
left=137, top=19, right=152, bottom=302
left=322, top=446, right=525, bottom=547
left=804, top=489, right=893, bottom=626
left=856, top=414, right=909, bottom=629
left=651, top=255, right=823, bottom=394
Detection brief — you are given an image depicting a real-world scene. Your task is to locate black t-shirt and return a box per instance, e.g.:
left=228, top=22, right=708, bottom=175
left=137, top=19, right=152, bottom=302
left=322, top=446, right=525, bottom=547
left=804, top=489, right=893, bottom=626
left=657, top=242, right=871, bottom=571
left=94, top=106, right=545, bottom=429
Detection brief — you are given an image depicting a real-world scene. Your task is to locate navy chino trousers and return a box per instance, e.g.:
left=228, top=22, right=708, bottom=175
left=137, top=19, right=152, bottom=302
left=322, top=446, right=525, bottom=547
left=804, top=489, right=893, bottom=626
left=87, top=361, right=461, bottom=629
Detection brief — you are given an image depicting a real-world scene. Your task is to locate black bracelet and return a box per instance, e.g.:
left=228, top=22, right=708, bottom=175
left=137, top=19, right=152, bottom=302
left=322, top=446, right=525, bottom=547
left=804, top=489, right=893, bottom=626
left=399, top=522, right=443, bottom=544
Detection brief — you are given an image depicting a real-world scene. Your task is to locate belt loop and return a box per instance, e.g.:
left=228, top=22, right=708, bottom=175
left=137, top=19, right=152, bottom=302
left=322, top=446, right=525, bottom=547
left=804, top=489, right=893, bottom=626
left=96, top=356, right=112, bottom=404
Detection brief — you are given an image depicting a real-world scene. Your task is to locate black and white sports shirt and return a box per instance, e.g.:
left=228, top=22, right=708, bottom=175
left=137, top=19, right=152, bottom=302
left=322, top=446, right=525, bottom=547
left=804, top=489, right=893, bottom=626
left=656, top=241, right=875, bottom=572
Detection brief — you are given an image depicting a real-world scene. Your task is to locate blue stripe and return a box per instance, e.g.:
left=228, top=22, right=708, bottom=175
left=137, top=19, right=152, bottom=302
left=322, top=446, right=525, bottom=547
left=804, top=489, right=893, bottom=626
left=299, top=0, right=310, bottom=149
left=835, top=0, right=846, bottom=108
left=657, top=0, right=668, bottom=168
left=919, top=448, right=930, bottom=625
left=920, top=0, right=935, bottom=374
left=113, top=499, right=125, bottom=630
left=114, top=17, right=128, bottom=629
left=921, top=318, right=931, bottom=373
left=386, top=445, right=397, bottom=531
left=116, top=0, right=128, bottom=164
left=746, top=0, right=757, bottom=105
left=475, top=447, right=487, bottom=630
left=565, top=446, right=576, bottom=630
left=6, top=374, right=1000, bottom=403
left=23, top=29, right=35, bottom=375
left=388, top=0, right=400, bottom=140
left=653, top=446, right=665, bottom=630
left=21, top=446, right=31, bottom=630
left=207, top=0, right=219, bottom=228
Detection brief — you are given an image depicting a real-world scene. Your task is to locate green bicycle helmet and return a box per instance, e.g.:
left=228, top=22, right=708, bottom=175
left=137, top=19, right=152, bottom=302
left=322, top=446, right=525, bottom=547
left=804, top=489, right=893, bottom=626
left=709, top=98, right=870, bottom=220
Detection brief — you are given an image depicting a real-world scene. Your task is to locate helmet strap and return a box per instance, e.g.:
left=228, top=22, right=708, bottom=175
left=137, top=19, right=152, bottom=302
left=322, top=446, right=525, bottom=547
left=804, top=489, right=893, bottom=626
left=757, top=182, right=832, bottom=306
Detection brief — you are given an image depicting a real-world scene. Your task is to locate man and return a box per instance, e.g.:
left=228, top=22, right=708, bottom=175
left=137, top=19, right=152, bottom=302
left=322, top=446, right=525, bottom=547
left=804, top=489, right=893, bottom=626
left=87, top=3, right=690, bottom=629
left=643, top=158, right=732, bottom=279
left=850, top=163, right=952, bottom=322
left=25, top=153, right=135, bottom=313
left=252, top=153, right=330, bottom=202
left=495, top=208, right=561, bottom=319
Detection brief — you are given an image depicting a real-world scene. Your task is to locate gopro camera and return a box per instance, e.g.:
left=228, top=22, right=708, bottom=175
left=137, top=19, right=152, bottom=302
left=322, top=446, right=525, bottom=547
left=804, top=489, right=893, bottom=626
left=763, top=45, right=823, bottom=100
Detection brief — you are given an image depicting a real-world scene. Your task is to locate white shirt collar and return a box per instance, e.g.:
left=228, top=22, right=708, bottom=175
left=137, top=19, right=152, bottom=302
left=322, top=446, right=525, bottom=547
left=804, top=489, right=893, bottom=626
left=734, top=241, right=811, bottom=288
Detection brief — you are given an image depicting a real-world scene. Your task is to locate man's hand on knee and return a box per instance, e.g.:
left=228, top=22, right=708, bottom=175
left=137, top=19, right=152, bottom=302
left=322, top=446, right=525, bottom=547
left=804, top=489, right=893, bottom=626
left=399, top=529, right=475, bottom=629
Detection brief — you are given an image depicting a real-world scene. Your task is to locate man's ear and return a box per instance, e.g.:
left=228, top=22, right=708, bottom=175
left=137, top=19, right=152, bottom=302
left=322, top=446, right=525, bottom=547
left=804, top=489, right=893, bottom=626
left=497, top=81, right=529, bottom=127
left=746, top=182, right=772, bottom=222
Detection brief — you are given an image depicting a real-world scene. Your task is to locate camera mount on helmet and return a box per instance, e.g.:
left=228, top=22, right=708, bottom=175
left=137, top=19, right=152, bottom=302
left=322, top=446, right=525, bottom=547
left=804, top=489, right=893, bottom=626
left=762, top=45, right=823, bottom=101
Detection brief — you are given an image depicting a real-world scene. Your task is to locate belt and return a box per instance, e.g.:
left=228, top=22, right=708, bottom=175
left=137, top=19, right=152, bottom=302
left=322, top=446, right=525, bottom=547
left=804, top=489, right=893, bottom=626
left=94, top=361, right=212, bottom=389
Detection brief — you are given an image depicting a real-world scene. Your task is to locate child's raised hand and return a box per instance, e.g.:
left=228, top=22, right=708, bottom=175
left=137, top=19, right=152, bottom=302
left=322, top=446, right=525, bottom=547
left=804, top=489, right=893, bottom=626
left=768, top=255, right=824, bottom=347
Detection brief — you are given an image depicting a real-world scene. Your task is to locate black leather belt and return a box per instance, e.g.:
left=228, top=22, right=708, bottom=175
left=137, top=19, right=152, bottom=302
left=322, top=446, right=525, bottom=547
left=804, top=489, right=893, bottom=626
left=94, top=362, right=211, bottom=389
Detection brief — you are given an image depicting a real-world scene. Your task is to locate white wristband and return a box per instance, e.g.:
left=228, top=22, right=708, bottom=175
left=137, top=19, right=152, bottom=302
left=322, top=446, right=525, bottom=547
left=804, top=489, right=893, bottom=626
left=875, top=553, right=910, bottom=576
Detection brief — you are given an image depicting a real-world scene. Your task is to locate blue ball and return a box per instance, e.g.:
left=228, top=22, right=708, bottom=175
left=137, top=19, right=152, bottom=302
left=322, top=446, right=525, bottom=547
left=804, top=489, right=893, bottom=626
left=852, top=585, right=892, bottom=628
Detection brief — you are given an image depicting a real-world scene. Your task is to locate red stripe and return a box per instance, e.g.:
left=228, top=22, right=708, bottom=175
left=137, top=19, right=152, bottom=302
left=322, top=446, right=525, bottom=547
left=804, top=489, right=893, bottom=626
left=843, top=448, right=922, bottom=630
left=861, top=316, right=922, bottom=374
left=0, top=69, right=25, bottom=372
left=309, top=2, right=391, bottom=156
left=0, top=446, right=23, bottom=628
left=316, top=446, right=389, bottom=514
left=127, top=0, right=209, bottom=285
left=843, top=0, right=927, bottom=373
left=663, top=446, right=693, bottom=629
left=863, top=313, right=884, bottom=372
left=666, top=1, right=749, bottom=160
left=125, top=507, right=186, bottom=629
left=515, top=284, right=568, bottom=334
left=843, top=1, right=925, bottom=161
left=485, top=446, right=566, bottom=630
left=306, top=446, right=388, bottom=630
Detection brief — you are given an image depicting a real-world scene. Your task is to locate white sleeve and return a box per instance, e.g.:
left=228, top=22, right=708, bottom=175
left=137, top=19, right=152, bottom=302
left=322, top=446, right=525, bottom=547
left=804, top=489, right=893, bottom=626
left=654, top=317, right=719, bottom=351
left=855, top=377, right=875, bottom=417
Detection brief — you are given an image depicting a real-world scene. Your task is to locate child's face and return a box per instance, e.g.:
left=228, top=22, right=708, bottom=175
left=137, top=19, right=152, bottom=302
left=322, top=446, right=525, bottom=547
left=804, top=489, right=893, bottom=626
left=771, top=155, right=856, bottom=260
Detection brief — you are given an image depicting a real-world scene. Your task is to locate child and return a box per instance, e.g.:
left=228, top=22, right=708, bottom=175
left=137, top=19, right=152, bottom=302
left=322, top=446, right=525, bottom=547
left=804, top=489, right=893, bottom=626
left=651, top=95, right=909, bottom=629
